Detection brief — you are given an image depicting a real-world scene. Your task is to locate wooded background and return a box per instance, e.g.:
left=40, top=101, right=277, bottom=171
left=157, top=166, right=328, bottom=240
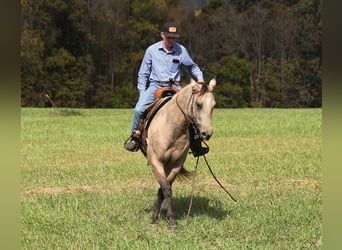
left=21, top=0, right=322, bottom=108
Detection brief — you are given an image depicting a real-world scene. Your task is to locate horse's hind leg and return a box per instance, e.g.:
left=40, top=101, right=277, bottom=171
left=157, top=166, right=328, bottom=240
left=151, top=187, right=163, bottom=226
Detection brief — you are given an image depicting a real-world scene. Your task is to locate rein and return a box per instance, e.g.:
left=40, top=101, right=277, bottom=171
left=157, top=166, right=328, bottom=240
left=175, top=91, right=196, bottom=126
left=202, top=153, right=238, bottom=202
left=186, top=148, right=237, bottom=220
left=186, top=153, right=238, bottom=221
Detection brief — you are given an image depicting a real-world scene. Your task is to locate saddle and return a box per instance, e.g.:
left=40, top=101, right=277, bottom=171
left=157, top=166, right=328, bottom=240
left=133, top=86, right=179, bottom=156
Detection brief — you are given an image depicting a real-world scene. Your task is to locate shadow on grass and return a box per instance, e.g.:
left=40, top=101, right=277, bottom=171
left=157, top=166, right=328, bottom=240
left=145, top=195, right=232, bottom=221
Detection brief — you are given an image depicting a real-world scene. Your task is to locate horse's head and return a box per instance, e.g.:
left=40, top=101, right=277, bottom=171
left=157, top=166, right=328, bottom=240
left=190, top=78, right=216, bottom=140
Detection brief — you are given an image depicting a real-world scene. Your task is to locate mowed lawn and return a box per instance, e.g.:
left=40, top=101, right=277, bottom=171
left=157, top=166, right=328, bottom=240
left=21, top=108, right=322, bottom=249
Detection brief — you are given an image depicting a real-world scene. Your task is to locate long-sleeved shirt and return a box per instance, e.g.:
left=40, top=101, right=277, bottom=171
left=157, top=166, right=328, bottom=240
left=137, top=40, right=204, bottom=91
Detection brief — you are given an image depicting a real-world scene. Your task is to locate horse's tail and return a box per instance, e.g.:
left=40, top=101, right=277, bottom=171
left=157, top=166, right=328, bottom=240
left=178, top=166, right=192, bottom=180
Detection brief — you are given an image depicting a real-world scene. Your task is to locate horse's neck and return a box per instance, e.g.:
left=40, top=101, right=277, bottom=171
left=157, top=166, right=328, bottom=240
left=168, top=87, right=192, bottom=128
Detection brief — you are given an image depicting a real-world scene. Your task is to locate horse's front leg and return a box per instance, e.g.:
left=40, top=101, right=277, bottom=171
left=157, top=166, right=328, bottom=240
left=161, top=182, right=177, bottom=229
left=151, top=187, right=163, bottom=226
left=150, top=158, right=177, bottom=229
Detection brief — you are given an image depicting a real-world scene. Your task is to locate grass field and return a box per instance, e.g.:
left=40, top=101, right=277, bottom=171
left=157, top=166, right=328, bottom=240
left=21, top=108, right=322, bottom=249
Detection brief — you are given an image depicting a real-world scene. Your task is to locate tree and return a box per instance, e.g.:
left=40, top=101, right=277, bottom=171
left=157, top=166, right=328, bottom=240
left=21, top=25, right=46, bottom=106
left=21, top=0, right=321, bottom=108
left=292, top=0, right=322, bottom=107
left=210, top=55, right=251, bottom=107
left=44, top=48, right=92, bottom=107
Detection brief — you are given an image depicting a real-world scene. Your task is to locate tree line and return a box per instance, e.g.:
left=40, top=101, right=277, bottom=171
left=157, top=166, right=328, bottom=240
left=21, top=0, right=322, bottom=108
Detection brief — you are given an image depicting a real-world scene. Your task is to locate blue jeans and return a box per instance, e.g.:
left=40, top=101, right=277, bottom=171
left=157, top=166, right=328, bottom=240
left=130, top=81, right=182, bottom=133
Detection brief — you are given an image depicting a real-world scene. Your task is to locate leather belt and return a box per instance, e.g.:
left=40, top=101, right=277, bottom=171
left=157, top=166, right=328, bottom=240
left=158, top=81, right=180, bottom=85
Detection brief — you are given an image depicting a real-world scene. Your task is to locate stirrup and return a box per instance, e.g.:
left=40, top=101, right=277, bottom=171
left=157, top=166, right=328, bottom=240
left=123, top=130, right=141, bottom=152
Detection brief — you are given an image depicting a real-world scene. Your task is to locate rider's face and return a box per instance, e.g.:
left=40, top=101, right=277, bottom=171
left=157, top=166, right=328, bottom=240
left=161, top=32, right=177, bottom=50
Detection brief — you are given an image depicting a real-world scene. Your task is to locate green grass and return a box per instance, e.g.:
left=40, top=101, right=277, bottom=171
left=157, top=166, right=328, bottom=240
left=21, top=108, right=322, bottom=249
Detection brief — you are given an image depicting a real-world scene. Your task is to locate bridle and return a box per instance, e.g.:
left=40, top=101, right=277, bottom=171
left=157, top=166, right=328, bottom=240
left=175, top=87, right=202, bottom=129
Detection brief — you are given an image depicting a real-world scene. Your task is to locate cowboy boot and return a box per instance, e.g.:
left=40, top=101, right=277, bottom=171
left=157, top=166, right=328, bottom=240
left=124, top=130, right=141, bottom=152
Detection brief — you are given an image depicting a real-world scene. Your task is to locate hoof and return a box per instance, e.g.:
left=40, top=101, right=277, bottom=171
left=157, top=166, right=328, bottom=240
left=149, top=222, right=158, bottom=228
left=168, top=224, right=178, bottom=230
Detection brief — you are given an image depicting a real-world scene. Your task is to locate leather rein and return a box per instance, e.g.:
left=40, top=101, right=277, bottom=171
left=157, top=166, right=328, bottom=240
left=175, top=88, right=199, bottom=129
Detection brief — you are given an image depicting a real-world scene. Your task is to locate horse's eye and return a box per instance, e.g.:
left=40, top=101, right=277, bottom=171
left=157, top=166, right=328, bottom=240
left=196, top=103, right=202, bottom=109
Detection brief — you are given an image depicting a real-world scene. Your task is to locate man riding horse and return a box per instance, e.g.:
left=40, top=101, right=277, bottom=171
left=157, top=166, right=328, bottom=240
left=124, top=22, right=208, bottom=157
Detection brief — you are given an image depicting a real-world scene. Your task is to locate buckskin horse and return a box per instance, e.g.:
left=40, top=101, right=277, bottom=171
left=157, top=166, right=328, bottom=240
left=139, top=78, right=216, bottom=229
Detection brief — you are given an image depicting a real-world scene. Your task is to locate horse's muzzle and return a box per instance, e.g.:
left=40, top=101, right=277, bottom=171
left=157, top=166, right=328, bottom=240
left=200, top=130, right=213, bottom=140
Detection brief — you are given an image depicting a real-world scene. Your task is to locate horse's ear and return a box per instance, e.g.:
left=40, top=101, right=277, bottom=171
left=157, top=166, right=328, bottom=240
left=208, top=78, right=216, bottom=92
left=190, top=78, right=197, bottom=87
left=190, top=78, right=201, bottom=92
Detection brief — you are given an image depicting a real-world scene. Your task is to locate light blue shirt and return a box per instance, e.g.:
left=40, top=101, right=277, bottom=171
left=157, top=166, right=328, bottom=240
left=137, top=40, right=204, bottom=91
